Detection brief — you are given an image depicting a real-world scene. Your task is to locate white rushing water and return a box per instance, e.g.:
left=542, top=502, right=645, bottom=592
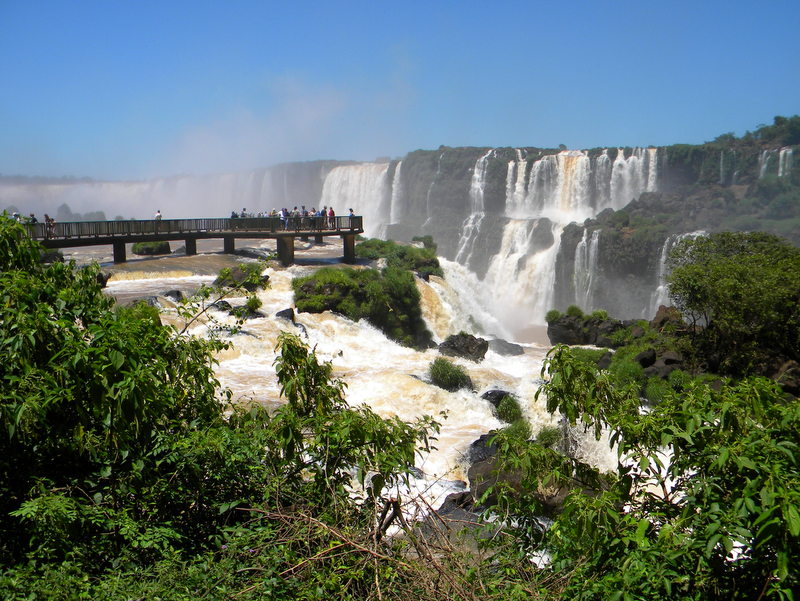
left=99, top=249, right=617, bottom=512
left=573, top=229, right=600, bottom=309
left=320, top=163, right=390, bottom=238
left=647, top=230, right=706, bottom=318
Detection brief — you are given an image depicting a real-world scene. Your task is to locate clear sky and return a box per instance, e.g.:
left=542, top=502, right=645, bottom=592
left=1, top=0, right=798, bottom=180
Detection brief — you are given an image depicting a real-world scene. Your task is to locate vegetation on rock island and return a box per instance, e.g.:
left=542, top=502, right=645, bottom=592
left=293, top=265, right=435, bottom=349
left=355, top=237, right=444, bottom=280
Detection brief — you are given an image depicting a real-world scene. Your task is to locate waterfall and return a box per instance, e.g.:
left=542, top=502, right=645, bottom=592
left=593, top=150, right=612, bottom=210
left=454, top=150, right=493, bottom=265
left=648, top=231, right=706, bottom=317
left=423, top=152, right=445, bottom=228
left=389, top=161, right=404, bottom=224
left=609, top=148, right=657, bottom=211
left=505, top=149, right=528, bottom=217
left=759, top=150, right=773, bottom=178
left=573, top=229, right=600, bottom=310
left=483, top=220, right=564, bottom=325
left=320, top=163, right=390, bottom=238
left=779, top=147, right=794, bottom=178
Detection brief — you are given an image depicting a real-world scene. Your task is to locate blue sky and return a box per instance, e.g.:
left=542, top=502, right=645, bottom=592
left=1, top=0, right=798, bottom=180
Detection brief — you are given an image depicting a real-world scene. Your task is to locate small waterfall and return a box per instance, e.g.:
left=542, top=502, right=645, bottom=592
left=779, top=147, right=794, bottom=178
left=423, top=152, right=445, bottom=228
left=759, top=150, right=773, bottom=178
left=389, top=161, right=404, bottom=224
left=593, top=150, right=612, bottom=210
left=648, top=231, right=706, bottom=317
left=573, top=229, right=600, bottom=309
left=454, top=150, right=493, bottom=265
left=320, top=163, right=390, bottom=238
left=505, top=149, right=528, bottom=217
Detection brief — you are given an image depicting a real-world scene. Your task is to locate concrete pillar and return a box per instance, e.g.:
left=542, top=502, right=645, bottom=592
left=300, top=235, right=309, bottom=241
left=342, top=234, right=356, bottom=263
left=223, top=236, right=235, bottom=254
left=314, top=234, right=324, bottom=244
left=185, top=238, right=197, bottom=256
left=113, top=241, right=127, bottom=263
left=277, top=236, right=295, bottom=266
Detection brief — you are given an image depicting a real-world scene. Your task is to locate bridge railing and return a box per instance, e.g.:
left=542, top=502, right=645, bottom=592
left=24, top=216, right=363, bottom=241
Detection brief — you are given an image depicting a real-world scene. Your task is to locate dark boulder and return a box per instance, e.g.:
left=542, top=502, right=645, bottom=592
left=547, top=314, right=624, bottom=347
left=650, top=305, right=684, bottom=331
left=439, top=333, right=489, bottom=362
left=635, top=348, right=657, bottom=368
left=480, top=389, right=512, bottom=409
left=488, top=338, right=525, bottom=356
left=161, top=289, right=184, bottom=302
left=214, top=265, right=270, bottom=292
left=211, top=300, right=232, bottom=311
left=774, top=360, right=800, bottom=396
left=597, top=351, right=614, bottom=370
left=95, top=271, right=111, bottom=288
left=275, top=308, right=295, bottom=323
left=661, top=350, right=684, bottom=365
left=467, top=432, right=499, bottom=464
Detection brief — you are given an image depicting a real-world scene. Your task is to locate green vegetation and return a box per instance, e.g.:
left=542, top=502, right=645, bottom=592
left=535, top=425, right=561, bottom=448
left=668, top=231, right=800, bottom=375
left=293, top=266, right=434, bottom=348
left=131, top=240, right=171, bottom=255
left=355, top=237, right=444, bottom=279
left=545, top=309, right=562, bottom=323
left=565, top=304, right=583, bottom=318
left=428, top=357, right=473, bottom=391
left=496, top=394, right=523, bottom=423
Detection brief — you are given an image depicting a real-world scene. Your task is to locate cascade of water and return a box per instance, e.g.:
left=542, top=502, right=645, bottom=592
left=648, top=230, right=706, bottom=317
left=573, top=229, right=600, bottom=309
left=778, top=147, right=794, bottom=178
left=609, top=148, right=657, bottom=211
left=759, top=150, right=773, bottom=178
left=389, top=161, right=404, bottom=223
left=593, top=150, right=612, bottom=210
left=482, top=219, right=564, bottom=326
left=454, top=150, right=493, bottom=265
left=320, top=163, right=390, bottom=238
left=505, top=149, right=529, bottom=217
left=423, top=152, right=445, bottom=228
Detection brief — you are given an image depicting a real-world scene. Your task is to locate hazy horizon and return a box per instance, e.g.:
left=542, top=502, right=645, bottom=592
left=1, top=1, right=799, bottom=182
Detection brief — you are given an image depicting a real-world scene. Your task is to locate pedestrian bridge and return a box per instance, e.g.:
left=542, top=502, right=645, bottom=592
left=25, top=216, right=364, bottom=265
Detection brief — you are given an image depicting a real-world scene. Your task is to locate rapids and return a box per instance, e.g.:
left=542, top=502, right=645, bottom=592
left=98, top=245, right=616, bottom=509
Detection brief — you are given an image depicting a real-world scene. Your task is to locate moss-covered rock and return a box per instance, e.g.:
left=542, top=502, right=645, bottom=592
left=131, top=241, right=170, bottom=255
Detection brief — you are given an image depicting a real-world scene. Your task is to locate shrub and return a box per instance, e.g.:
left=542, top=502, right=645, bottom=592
left=591, top=309, right=609, bottom=320
left=535, top=425, right=561, bottom=448
left=609, top=355, right=645, bottom=386
left=644, top=377, right=671, bottom=403
left=428, top=357, right=473, bottom=391
left=566, top=305, right=584, bottom=318
left=668, top=368, right=693, bottom=391
left=571, top=347, right=607, bottom=367
left=131, top=241, right=170, bottom=255
left=545, top=309, right=562, bottom=323
left=497, top=394, right=523, bottom=423
left=505, top=419, right=531, bottom=441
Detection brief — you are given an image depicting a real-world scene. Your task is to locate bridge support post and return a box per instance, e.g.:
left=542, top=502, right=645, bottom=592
left=277, top=236, right=295, bottom=266
left=113, top=241, right=126, bottom=263
left=342, top=234, right=356, bottom=264
left=314, top=235, right=324, bottom=244
left=223, top=236, right=235, bottom=254
left=185, top=238, right=197, bottom=256
left=300, top=234, right=309, bottom=241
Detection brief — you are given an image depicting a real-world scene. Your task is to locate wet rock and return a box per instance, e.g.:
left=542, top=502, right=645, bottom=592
left=211, top=300, right=232, bottom=311
left=275, top=308, right=295, bottom=323
left=775, top=360, right=800, bottom=396
left=661, top=350, right=684, bottom=365
left=480, top=389, right=512, bottom=409
left=438, top=333, right=489, bottom=362
left=650, top=305, right=684, bottom=330
left=488, top=338, right=525, bottom=356
left=162, top=289, right=184, bottom=302
left=547, top=315, right=624, bottom=347
left=467, top=432, right=499, bottom=464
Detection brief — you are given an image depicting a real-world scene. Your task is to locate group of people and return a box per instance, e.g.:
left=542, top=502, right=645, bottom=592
left=229, top=206, right=355, bottom=230
left=10, top=211, right=56, bottom=237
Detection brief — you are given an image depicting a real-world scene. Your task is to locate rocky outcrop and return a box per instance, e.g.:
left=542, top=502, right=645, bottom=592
left=275, top=308, right=295, bottom=323
left=213, top=265, right=269, bottom=292
left=488, top=338, right=525, bottom=356
left=546, top=315, right=625, bottom=347
left=438, top=333, right=489, bottom=362
left=480, top=389, right=512, bottom=410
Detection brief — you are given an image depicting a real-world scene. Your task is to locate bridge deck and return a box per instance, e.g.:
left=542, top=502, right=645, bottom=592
left=24, top=216, right=364, bottom=265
